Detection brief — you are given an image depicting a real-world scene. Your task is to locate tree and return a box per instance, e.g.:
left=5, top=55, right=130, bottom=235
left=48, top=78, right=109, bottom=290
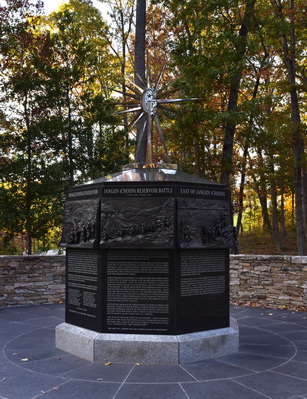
left=98, top=0, right=135, bottom=155
left=46, top=0, right=123, bottom=184
left=271, top=0, right=306, bottom=254
left=0, top=0, right=125, bottom=253
left=154, top=0, right=306, bottom=253
left=220, top=0, right=256, bottom=190
left=157, top=0, right=263, bottom=186
left=0, top=0, right=55, bottom=253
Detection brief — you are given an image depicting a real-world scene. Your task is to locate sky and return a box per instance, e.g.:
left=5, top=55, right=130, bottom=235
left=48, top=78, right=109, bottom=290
left=43, top=0, right=109, bottom=17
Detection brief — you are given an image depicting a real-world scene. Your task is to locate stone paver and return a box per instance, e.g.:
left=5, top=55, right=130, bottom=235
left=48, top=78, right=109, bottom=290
left=0, top=304, right=307, bottom=399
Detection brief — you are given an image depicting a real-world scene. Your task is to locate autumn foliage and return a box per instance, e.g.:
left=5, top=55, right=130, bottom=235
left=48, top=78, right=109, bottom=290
left=0, top=0, right=307, bottom=255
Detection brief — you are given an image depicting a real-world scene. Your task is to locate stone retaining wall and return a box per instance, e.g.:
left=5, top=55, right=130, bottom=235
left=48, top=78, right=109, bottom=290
left=1, top=254, right=307, bottom=308
left=230, top=255, right=307, bottom=308
left=0, top=255, right=65, bottom=307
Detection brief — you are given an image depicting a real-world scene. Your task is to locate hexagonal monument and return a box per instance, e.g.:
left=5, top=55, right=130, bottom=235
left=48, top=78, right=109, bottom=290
left=56, top=163, right=239, bottom=364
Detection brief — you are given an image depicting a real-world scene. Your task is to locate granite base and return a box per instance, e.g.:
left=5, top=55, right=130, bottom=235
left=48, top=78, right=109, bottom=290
left=55, top=318, right=239, bottom=364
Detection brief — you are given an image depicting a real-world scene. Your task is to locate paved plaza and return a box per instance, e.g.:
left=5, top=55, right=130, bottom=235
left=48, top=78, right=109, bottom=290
left=1, top=304, right=307, bottom=399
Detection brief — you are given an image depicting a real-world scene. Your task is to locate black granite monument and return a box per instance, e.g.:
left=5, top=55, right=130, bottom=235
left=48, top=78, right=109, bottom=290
left=60, top=163, right=236, bottom=336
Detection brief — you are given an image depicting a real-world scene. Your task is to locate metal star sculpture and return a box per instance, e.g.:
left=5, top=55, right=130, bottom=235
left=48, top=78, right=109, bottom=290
left=114, top=68, right=199, bottom=164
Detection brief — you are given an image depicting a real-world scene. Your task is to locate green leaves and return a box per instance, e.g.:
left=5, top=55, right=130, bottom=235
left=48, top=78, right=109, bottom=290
left=0, top=0, right=125, bottom=253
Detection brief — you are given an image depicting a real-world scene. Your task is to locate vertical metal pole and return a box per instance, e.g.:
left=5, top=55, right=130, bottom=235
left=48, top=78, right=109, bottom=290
left=135, top=0, right=147, bottom=163
left=147, top=113, right=152, bottom=163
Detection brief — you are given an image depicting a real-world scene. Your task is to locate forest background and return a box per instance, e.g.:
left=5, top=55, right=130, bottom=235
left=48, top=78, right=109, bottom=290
left=0, top=0, right=306, bottom=255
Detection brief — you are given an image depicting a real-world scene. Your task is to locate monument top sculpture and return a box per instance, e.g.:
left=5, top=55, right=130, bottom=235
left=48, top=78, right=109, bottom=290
left=114, top=70, right=199, bottom=165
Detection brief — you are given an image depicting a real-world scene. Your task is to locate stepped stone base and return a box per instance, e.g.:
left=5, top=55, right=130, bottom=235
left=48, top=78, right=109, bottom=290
left=55, top=317, right=239, bottom=364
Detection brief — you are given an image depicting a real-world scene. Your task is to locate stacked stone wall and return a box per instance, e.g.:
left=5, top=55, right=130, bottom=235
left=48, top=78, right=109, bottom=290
left=1, top=255, right=307, bottom=308
left=230, top=255, right=307, bottom=308
left=0, top=255, right=65, bottom=307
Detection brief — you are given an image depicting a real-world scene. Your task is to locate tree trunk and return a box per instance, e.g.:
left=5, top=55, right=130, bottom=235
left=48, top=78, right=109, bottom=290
left=259, top=194, right=272, bottom=234
left=134, top=0, right=147, bottom=163
left=292, top=115, right=305, bottom=255
left=119, top=8, right=129, bottom=157
left=280, top=187, right=287, bottom=246
left=270, top=177, right=281, bottom=252
left=274, top=0, right=306, bottom=254
left=292, top=192, right=295, bottom=229
left=24, top=94, right=33, bottom=255
left=303, top=168, right=307, bottom=243
left=220, top=0, right=256, bottom=189
left=236, top=45, right=268, bottom=243
left=250, top=151, right=273, bottom=234
left=236, top=171, right=245, bottom=236
left=236, top=65, right=265, bottom=235
left=66, top=86, right=74, bottom=186
left=250, top=173, right=272, bottom=234
left=236, top=143, right=250, bottom=247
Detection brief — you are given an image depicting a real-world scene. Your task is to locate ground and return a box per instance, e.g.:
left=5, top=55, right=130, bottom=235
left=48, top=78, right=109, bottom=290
left=237, top=229, right=298, bottom=256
